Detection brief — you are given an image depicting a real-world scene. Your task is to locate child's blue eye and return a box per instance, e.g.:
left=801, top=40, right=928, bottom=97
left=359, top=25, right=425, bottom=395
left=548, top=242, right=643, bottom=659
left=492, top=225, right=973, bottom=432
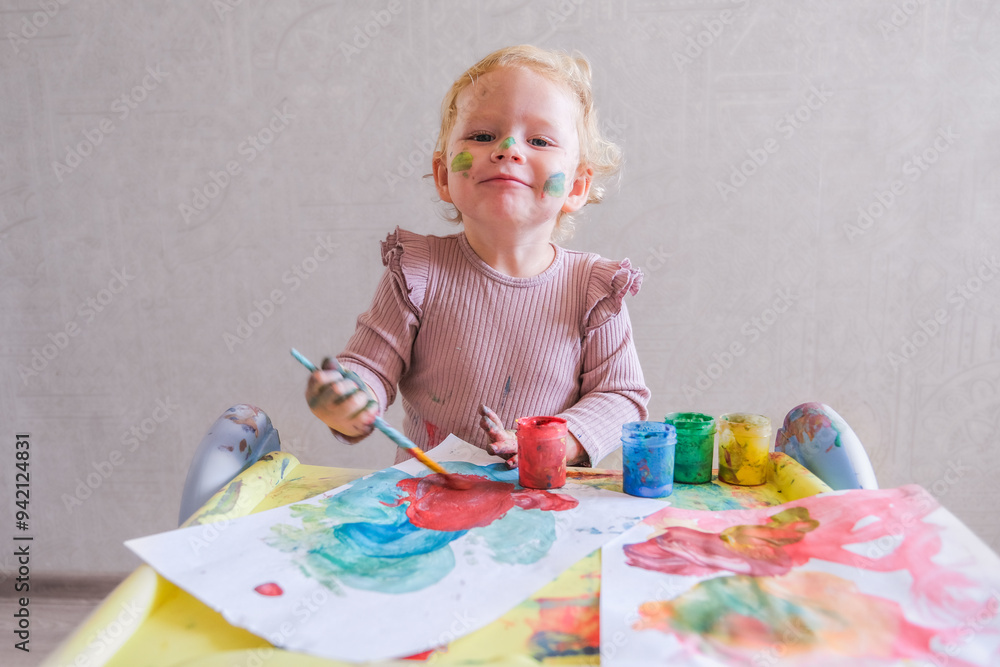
left=472, top=133, right=494, bottom=142
left=528, top=138, right=550, bottom=147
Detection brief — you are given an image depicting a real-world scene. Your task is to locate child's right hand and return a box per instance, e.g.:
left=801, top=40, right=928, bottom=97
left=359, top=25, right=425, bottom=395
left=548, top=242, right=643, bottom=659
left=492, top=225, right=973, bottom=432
left=305, top=358, right=378, bottom=439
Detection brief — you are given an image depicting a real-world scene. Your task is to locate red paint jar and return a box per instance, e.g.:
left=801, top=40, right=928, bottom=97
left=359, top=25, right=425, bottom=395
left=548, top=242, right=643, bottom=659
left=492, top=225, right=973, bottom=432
left=516, top=416, right=568, bottom=489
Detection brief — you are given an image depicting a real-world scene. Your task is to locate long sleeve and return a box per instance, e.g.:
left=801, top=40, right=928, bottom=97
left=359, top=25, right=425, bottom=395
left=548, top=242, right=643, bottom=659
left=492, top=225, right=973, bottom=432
left=560, top=298, right=649, bottom=465
left=334, top=230, right=429, bottom=439
left=559, top=259, right=649, bottom=465
left=327, top=228, right=649, bottom=466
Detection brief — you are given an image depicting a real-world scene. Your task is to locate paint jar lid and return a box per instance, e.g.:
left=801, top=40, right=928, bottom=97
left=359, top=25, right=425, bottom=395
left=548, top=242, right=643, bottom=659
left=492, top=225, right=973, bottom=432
left=516, top=416, right=568, bottom=433
left=719, top=412, right=771, bottom=435
left=622, top=421, right=677, bottom=446
left=664, top=412, right=716, bottom=433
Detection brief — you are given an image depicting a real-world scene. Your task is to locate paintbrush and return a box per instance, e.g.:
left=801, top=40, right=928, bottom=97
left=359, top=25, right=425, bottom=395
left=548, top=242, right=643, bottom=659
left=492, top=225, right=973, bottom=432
left=291, top=348, right=472, bottom=489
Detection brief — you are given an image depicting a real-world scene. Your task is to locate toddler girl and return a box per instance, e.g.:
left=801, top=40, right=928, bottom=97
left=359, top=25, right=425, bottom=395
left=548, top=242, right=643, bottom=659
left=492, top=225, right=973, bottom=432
left=306, top=44, right=649, bottom=467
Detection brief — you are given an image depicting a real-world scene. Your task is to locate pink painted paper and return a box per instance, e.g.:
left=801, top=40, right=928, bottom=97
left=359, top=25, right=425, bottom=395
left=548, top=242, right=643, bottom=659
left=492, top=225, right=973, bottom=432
left=601, top=485, right=1000, bottom=666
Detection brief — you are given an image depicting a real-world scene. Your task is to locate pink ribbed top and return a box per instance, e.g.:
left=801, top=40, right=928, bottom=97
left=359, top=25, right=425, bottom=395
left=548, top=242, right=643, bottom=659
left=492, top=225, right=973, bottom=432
left=337, top=228, right=650, bottom=465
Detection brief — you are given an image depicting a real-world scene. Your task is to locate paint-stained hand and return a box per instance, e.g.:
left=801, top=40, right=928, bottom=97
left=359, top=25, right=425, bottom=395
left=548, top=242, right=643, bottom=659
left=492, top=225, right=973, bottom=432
left=305, top=358, right=378, bottom=439
left=479, top=404, right=518, bottom=468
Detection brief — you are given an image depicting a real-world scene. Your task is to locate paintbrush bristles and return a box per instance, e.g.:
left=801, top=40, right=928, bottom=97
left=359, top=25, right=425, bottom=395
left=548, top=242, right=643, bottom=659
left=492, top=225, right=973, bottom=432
left=407, top=444, right=449, bottom=476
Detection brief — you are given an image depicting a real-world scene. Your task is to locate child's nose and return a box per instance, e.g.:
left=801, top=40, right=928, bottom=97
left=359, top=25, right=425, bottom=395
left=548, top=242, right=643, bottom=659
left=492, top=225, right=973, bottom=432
left=492, top=138, right=524, bottom=163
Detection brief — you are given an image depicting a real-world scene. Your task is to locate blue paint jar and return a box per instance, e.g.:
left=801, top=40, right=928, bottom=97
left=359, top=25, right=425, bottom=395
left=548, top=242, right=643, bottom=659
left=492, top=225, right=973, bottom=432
left=622, top=421, right=677, bottom=498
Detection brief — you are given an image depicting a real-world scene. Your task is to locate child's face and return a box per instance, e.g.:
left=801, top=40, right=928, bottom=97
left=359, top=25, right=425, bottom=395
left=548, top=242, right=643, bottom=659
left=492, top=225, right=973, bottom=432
left=433, top=67, right=592, bottom=236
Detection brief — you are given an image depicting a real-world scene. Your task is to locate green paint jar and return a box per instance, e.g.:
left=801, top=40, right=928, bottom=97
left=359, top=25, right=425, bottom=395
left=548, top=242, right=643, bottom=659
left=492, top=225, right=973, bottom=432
left=665, top=412, right=716, bottom=484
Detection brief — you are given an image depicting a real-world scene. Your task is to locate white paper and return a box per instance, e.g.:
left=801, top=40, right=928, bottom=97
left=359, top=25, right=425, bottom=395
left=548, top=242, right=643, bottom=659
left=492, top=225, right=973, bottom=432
left=600, top=485, right=1000, bottom=666
left=127, top=435, right=668, bottom=662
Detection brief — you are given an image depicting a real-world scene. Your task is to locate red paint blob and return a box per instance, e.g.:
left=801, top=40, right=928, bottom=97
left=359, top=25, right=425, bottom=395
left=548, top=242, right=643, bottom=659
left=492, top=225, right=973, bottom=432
left=391, top=473, right=579, bottom=532
left=254, top=582, right=284, bottom=596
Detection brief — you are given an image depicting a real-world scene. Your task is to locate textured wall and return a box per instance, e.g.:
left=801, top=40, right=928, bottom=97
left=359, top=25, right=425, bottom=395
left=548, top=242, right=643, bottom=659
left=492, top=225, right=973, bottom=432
left=2, top=0, right=998, bottom=577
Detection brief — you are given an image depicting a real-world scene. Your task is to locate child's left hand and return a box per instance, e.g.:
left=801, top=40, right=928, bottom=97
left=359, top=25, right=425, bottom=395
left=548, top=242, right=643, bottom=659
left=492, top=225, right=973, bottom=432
left=479, top=404, right=518, bottom=468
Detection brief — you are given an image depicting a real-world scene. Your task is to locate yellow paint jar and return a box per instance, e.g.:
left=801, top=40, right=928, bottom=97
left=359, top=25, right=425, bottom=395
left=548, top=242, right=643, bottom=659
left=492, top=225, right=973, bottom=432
left=717, top=413, right=772, bottom=486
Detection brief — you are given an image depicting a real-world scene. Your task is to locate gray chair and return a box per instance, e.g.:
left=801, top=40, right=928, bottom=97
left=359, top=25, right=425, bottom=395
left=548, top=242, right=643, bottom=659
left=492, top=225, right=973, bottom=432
left=178, top=404, right=281, bottom=525
left=774, top=402, right=878, bottom=490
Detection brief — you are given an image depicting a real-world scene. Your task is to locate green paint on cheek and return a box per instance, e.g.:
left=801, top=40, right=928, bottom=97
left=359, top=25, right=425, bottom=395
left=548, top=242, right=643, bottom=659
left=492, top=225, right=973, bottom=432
left=543, top=173, right=566, bottom=197
left=451, top=151, right=473, bottom=172
left=500, top=136, right=515, bottom=150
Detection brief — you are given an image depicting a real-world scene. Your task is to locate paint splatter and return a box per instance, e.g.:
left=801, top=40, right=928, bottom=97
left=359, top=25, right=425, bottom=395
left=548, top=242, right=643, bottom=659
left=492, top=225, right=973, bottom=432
left=542, top=173, right=565, bottom=197
left=634, top=570, right=983, bottom=666
left=498, top=375, right=512, bottom=412
left=223, top=405, right=261, bottom=436
left=424, top=421, right=442, bottom=448
left=500, top=136, right=515, bottom=150
left=254, top=582, right=283, bottom=596
left=391, top=474, right=577, bottom=532
left=630, top=486, right=982, bottom=621
left=624, top=507, right=818, bottom=577
left=266, top=462, right=578, bottom=595
left=450, top=151, right=472, bottom=172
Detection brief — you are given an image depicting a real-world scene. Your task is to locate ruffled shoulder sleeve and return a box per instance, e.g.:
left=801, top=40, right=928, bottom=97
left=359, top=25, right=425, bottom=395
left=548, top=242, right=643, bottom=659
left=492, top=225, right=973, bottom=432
left=583, top=257, right=643, bottom=333
left=380, top=227, right=431, bottom=317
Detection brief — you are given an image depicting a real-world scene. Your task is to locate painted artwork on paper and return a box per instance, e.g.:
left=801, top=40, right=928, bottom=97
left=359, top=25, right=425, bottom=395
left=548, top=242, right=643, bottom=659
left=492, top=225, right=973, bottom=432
left=601, top=485, right=1000, bottom=666
left=265, top=461, right=580, bottom=595
left=127, top=436, right=667, bottom=663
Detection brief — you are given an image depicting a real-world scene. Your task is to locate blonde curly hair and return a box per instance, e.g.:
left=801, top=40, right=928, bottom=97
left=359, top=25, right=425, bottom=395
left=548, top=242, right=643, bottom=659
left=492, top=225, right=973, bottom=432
left=433, top=45, right=622, bottom=241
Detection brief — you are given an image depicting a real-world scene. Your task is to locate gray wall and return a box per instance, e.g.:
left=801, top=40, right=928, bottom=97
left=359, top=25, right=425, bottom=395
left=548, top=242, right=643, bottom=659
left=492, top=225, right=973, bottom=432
left=3, top=0, right=999, bottom=577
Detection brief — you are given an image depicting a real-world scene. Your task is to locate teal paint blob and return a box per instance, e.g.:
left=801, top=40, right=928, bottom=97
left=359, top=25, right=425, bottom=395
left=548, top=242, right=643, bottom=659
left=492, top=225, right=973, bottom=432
left=500, top=136, right=515, bottom=150
left=543, top=173, right=566, bottom=197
